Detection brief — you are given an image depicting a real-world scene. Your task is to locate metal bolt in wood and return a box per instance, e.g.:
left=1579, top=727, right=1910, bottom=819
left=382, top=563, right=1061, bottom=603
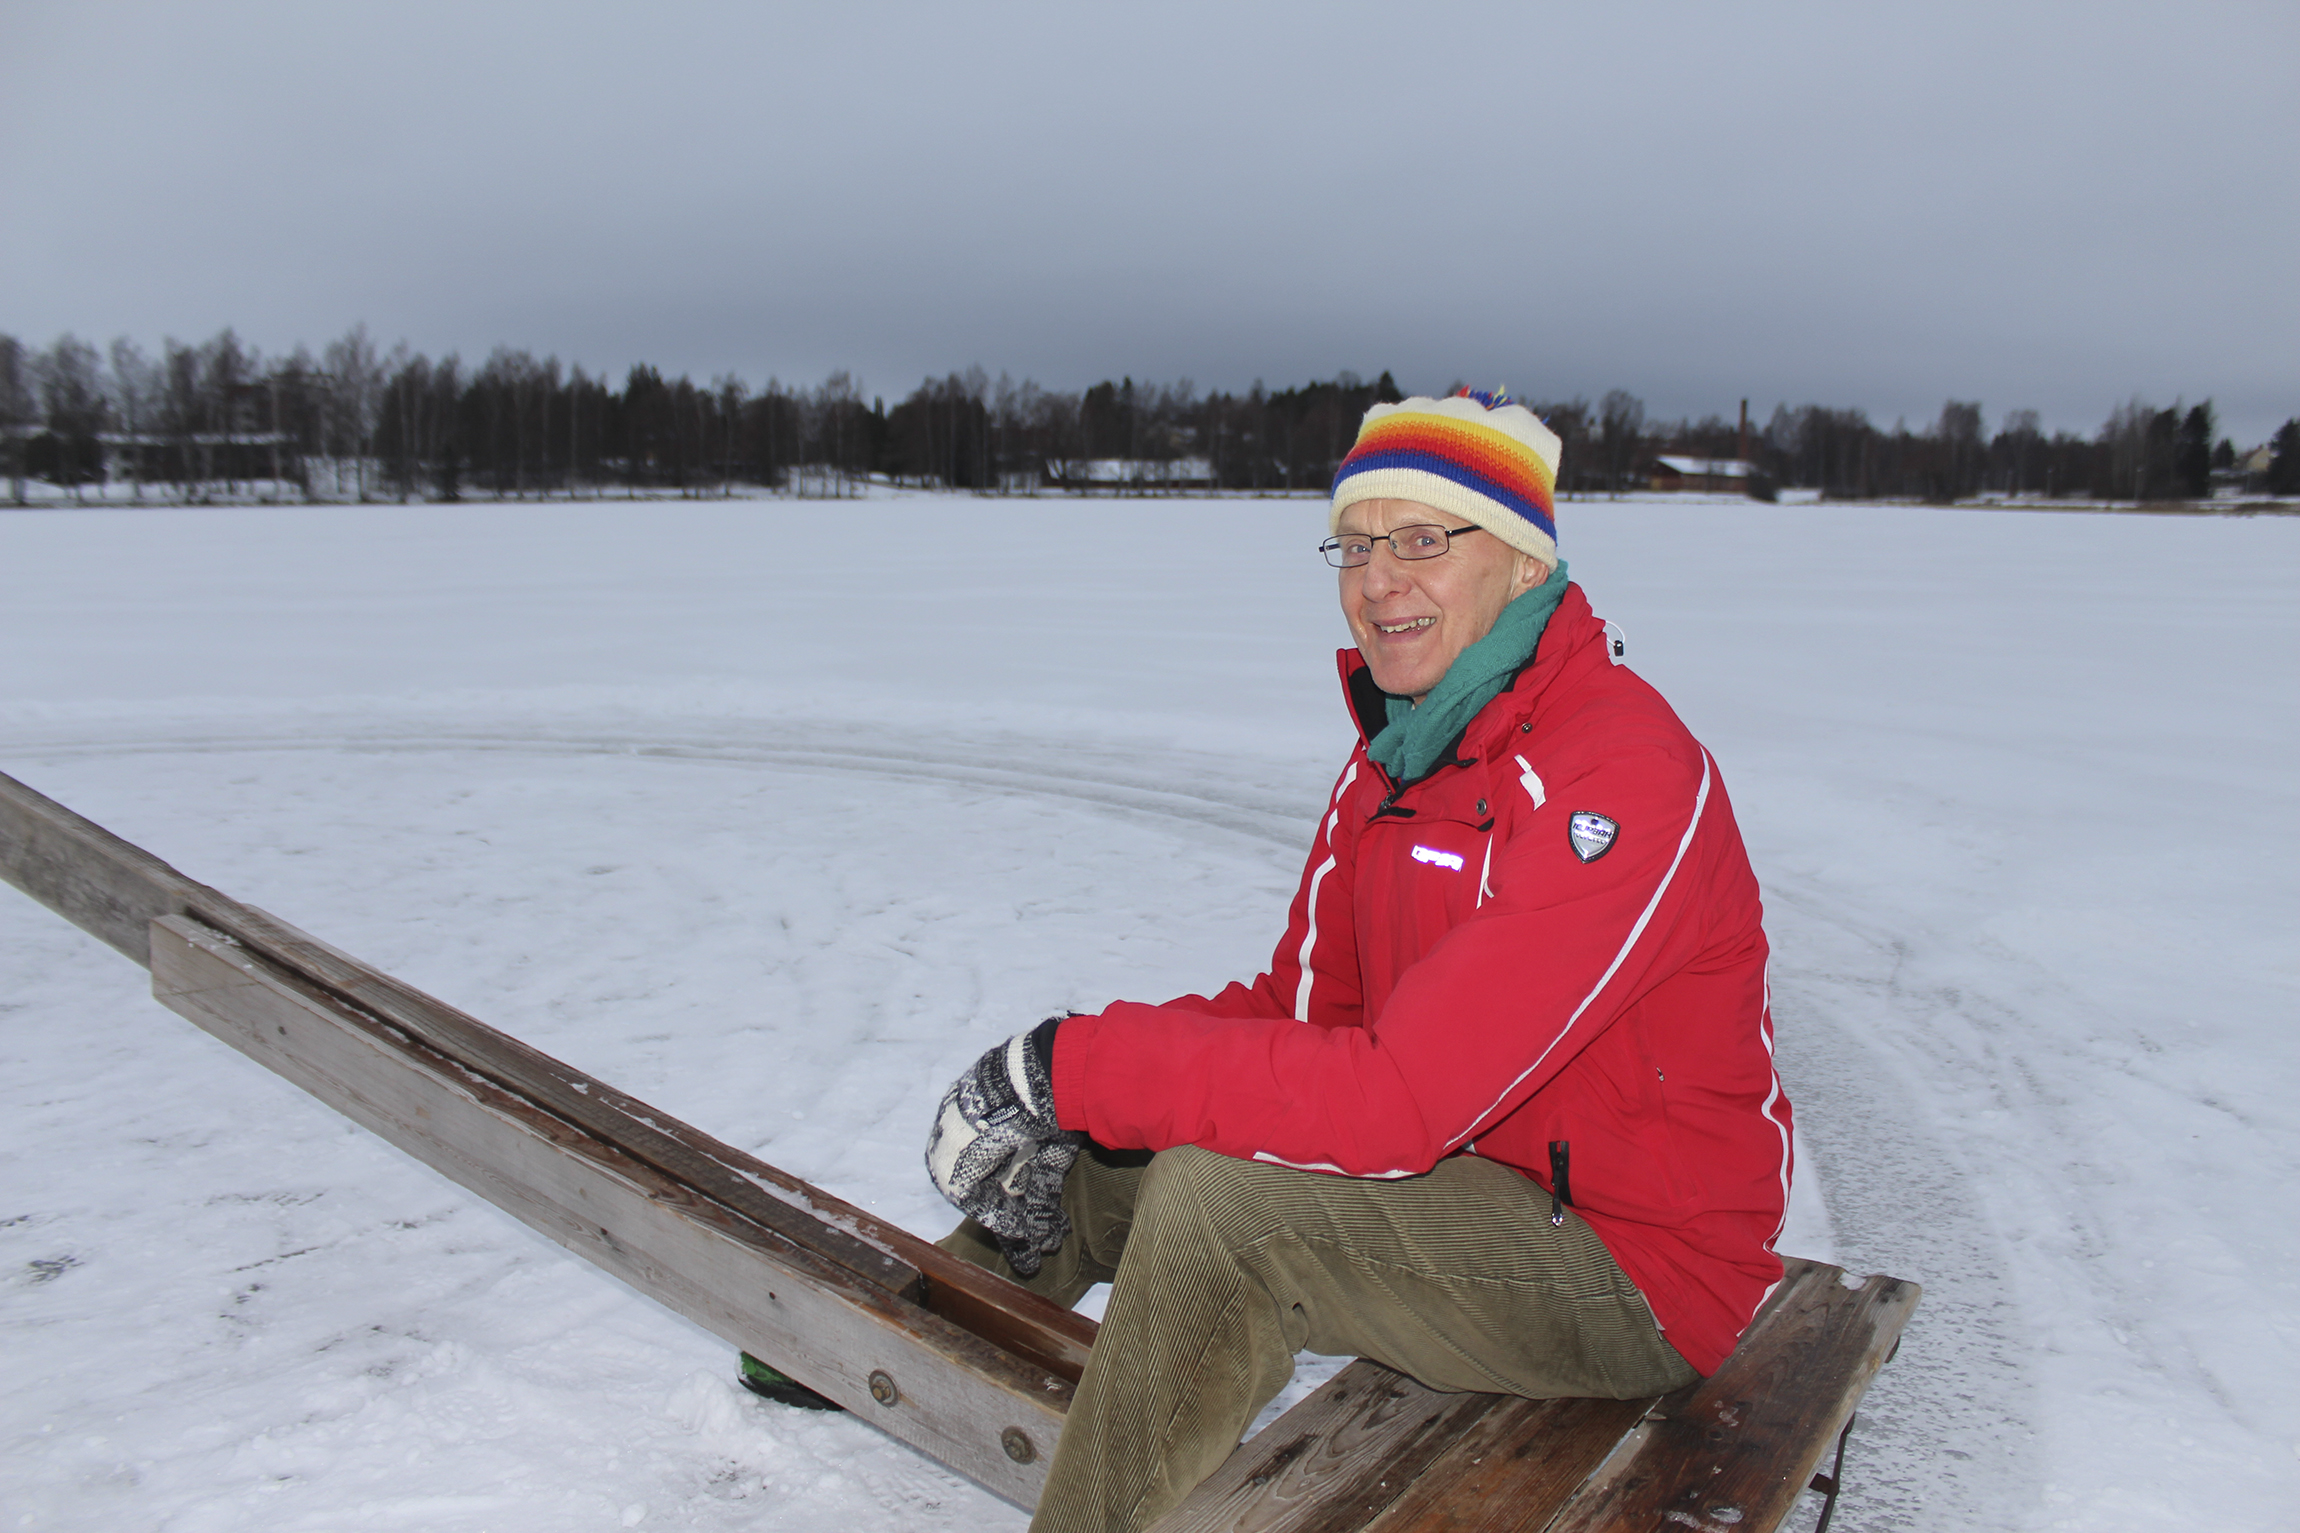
left=868, top=1369, right=899, bottom=1406
left=1001, top=1428, right=1035, bottom=1464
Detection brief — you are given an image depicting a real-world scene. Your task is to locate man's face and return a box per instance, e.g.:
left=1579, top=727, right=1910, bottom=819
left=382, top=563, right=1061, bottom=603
left=1337, top=498, right=1551, bottom=703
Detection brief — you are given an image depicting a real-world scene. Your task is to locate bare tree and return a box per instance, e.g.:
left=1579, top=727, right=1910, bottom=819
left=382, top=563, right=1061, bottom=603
left=198, top=330, right=254, bottom=497
left=533, top=356, right=564, bottom=496
left=1995, top=409, right=2042, bottom=497
left=812, top=370, right=863, bottom=496
left=271, top=344, right=324, bottom=500
left=35, top=334, right=108, bottom=501
left=2100, top=397, right=2179, bottom=501
left=160, top=339, right=201, bottom=499
left=323, top=323, right=383, bottom=500
left=108, top=337, right=157, bottom=500
left=1932, top=400, right=1984, bottom=500
left=994, top=371, right=1040, bottom=493
left=567, top=363, right=595, bottom=498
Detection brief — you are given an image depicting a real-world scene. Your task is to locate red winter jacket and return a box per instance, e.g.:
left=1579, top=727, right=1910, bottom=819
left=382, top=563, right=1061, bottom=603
left=1051, top=584, right=1792, bottom=1375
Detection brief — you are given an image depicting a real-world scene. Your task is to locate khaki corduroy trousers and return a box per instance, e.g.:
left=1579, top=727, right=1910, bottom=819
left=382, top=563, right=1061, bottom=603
left=939, top=1145, right=1697, bottom=1533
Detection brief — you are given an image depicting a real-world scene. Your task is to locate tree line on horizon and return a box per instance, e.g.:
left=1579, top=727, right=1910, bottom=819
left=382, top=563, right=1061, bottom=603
left=4, top=326, right=2295, bottom=505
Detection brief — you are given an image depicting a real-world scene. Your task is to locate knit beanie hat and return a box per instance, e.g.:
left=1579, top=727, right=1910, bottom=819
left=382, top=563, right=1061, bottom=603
left=1329, top=389, right=1562, bottom=565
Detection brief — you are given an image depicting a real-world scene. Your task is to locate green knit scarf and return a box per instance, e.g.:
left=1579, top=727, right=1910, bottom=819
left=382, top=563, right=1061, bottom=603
left=1366, top=558, right=1570, bottom=785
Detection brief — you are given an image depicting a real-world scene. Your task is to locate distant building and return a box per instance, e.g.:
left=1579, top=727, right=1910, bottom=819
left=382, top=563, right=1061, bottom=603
left=2203, top=441, right=2289, bottom=497
left=2241, top=443, right=2274, bottom=486
left=1649, top=456, right=1756, bottom=494
left=1044, top=457, right=1215, bottom=492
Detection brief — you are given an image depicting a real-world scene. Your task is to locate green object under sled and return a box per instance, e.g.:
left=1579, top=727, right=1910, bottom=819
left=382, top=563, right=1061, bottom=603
left=738, top=1351, right=844, bottom=1411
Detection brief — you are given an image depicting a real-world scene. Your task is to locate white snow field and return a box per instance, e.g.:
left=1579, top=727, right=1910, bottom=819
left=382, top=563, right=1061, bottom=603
left=1, top=492, right=2294, bottom=1531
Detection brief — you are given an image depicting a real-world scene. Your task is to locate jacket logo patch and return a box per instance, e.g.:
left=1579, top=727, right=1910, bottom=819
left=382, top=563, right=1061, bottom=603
left=1410, top=844, right=1465, bottom=872
left=1567, top=812, right=1618, bottom=863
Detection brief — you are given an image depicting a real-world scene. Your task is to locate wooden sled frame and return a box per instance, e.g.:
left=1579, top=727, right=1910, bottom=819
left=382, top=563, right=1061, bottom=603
left=1151, top=1260, right=1915, bottom=1533
left=0, top=769, right=1088, bottom=1503
left=1, top=769, right=1917, bottom=1530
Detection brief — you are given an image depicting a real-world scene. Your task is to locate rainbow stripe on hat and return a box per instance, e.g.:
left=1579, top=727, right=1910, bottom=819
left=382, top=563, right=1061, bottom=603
left=1330, top=391, right=1562, bottom=564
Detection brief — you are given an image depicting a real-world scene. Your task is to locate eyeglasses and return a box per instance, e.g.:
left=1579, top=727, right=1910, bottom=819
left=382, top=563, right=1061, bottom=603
left=1319, top=524, right=1483, bottom=569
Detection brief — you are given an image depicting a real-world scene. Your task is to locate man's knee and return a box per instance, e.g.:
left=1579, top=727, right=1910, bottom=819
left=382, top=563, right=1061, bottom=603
left=1132, top=1144, right=1301, bottom=1253
left=1138, top=1143, right=1239, bottom=1209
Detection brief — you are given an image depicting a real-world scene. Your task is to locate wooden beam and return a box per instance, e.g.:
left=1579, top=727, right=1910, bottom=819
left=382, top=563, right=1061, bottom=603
left=151, top=913, right=1071, bottom=1503
left=1146, top=1362, right=1499, bottom=1533
left=1354, top=1394, right=1652, bottom=1533
left=1, top=768, right=1095, bottom=1506
left=1538, top=1261, right=1920, bottom=1533
left=1147, top=1256, right=1918, bottom=1533
left=0, top=767, right=223, bottom=965
left=0, top=768, right=1095, bottom=1384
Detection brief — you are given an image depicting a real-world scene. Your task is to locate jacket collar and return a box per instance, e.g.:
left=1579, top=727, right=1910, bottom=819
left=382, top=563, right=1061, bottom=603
left=1336, top=582, right=1601, bottom=760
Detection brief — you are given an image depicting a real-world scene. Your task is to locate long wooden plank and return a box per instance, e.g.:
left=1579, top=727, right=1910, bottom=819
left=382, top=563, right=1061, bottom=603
left=1156, top=1255, right=1918, bottom=1533
left=1538, top=1260, right=1920, bottom=1533
left=1147, top=1362, right=1499, bottom=1533
left=0, top=766, right=223, bottom=964
left=217, top=902, right=1097, bottom=1381
left=0, top=768, right=1096, bottom=1384
left=150, top=913, right=1072, bottom=1505
left=1351, top=1395, right=1653, bottom=1533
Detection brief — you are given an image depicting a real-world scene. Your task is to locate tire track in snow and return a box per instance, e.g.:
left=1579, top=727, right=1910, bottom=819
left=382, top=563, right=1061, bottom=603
left=7, top=721, right=1327, bottom=851
left=1765, top=879, right=2043, bottom=1532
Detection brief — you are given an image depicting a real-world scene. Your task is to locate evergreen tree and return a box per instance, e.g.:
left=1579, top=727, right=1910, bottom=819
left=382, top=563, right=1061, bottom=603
left=2174, top=401, right=2215, bottom=499
left=2268, top=419, right=2300, bottom=496
left=0, top=335, right=29, bottom=503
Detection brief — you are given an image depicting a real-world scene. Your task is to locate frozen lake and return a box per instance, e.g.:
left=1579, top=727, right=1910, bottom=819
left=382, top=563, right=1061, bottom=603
left=2, top=492, right=2295, bottom=1530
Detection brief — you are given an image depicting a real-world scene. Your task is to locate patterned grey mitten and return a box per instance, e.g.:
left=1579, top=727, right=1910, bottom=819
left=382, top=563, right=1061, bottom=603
left=985, top=1134, right=1083, bottom=1277
left=925, top=1017, right=1081, bottom=1276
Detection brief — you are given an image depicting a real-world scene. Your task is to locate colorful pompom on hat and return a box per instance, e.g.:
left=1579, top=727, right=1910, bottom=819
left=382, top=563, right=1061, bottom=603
left=1329, top=388, right=1562, bottom=565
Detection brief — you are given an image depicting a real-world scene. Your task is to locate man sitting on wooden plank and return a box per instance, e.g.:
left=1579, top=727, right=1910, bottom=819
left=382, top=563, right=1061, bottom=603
left=925, top=391, right=1796, bottom=1533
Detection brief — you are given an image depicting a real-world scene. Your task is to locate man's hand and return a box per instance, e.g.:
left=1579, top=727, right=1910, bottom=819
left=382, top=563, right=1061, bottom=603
left=926, top=1017, right=1081, bottom=1276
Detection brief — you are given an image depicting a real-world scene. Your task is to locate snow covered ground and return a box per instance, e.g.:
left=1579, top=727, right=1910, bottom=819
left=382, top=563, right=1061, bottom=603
left=1, top=492, right=2294, bottom=1531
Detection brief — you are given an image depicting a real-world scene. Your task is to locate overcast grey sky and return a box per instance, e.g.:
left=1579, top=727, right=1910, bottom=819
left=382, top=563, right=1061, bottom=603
left=5, top=0, right=2294, bottom=443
